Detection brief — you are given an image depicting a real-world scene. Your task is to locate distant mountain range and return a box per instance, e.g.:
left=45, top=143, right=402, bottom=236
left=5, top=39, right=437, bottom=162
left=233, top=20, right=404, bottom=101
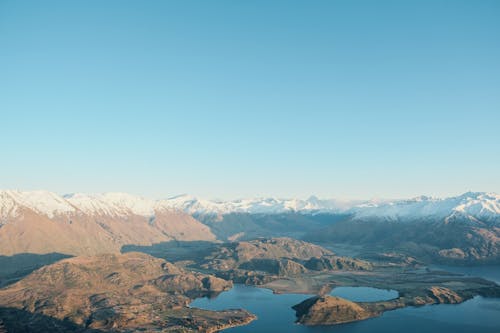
left=1, top=190, right=499, bottom=222
left=166, top=192, right=500, bottom=224
left=0, top=190, right=498, bottom=263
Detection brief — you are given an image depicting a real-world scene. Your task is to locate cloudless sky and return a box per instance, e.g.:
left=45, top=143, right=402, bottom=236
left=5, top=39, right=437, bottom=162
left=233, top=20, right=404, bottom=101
left=0, top=0, right=499, bottom=200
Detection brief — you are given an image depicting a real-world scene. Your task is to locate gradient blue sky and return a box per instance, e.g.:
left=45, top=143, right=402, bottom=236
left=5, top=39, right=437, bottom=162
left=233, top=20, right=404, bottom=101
left=1, top=0, right=499, bottom=200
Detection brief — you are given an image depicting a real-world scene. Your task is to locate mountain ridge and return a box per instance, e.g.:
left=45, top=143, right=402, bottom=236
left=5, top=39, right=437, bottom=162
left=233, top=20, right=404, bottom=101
left=0, top=190, right=216, bottom=256
left=1, top=190, right=498, bottom=222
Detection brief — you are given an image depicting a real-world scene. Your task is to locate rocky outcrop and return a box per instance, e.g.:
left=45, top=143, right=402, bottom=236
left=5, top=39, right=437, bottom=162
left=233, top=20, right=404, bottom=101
left=152, top=272, right=232, bottom=298
left=199, top=237, right=330, bottom=273
left=193, top=238, right=372, bottom=285
left=0, top=252, right=253, bottom=332
left=304, top=255, right=372, bottom=271
left=239, top=258, right=308, bottom=276
left=293, top=296, right=374, bottom=325
left=293, top=285, right=489, bottom=326
left=216, top=269, right=276, bottom=285
left=235, top=238, right=332, bottom=260
left=409, top=286, right=463, bottom=305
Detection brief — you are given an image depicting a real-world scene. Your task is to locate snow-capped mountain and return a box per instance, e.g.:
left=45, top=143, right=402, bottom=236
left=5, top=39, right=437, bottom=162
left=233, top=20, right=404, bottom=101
left=0, top=190, right=75, bottom=219
left=0, top=191, right=352, bottom=219
left=160, top=192, right=500, bottom=223
left=1, top=190, right=499, bottom=262
left=349, top=192, right=500, bottom=223
left=1, top=190, right=499, bottom=222
left=0, top=190, right=216, bottom=256
left=160, top=194, right=351, bottom=216
left=1, top=190, right=171, bottom=219
left=64, top=192, right=157, bottom=217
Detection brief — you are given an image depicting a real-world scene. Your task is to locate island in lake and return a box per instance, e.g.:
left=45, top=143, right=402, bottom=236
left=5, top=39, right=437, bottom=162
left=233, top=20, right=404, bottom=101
left=125, top=238, right=500, bottom=329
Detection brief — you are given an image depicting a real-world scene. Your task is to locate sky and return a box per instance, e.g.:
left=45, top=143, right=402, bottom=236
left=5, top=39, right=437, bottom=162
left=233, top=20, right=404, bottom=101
left=0, top=0, right=499, bottom=200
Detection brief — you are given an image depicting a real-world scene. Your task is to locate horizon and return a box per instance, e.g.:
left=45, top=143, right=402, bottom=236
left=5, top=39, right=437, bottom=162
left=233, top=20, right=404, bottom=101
left=0, top=2, right=499, bottom=331
left=0, top=188, right=497, bottom=202
left=1, top=0, right=499, bottom=199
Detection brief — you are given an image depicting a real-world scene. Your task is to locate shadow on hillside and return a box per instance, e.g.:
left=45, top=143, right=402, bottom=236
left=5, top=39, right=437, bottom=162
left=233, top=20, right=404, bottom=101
left=0, top=307, right=104, bottom=332
left=0, top=253, right=72, bottom=288
left=122, top=240, right=218, bottom=262
left=198, top=212, right=352, bottom=241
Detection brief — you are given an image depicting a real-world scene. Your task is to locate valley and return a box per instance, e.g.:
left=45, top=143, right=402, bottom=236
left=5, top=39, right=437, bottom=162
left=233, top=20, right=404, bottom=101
left=0, top=190, right=499, bottom=332
left=120, top=237, right=500, bottom=328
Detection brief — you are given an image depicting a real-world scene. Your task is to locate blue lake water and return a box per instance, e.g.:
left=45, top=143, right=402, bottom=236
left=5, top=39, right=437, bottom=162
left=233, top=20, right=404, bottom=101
left=191, top=282, right=500, bottom=333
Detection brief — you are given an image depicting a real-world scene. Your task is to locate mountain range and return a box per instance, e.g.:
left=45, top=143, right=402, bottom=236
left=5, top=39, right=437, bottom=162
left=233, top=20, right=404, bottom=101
left=0, top=190, right=499, bottom=263
left=1, top=190, right=499, bottom=222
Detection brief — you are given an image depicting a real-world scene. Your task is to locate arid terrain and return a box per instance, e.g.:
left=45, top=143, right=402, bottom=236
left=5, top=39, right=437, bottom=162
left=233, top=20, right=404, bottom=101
left=1, top=235, right=500, bottom=331
left=1, top=191, right=499, bottom=331
left=0, top=252, right=255, bottom=332
left=127, top=238, right=500, bottom=327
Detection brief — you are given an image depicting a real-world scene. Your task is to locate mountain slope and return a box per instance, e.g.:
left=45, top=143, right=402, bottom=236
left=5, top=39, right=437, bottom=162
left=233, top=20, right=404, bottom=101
left=0, top=252, right=254, bottom=332
left=308, top=193, right=500, bottom=263
left=0, top=191, right=215, bottom=256
left=1, top=190, right=499, bottom=262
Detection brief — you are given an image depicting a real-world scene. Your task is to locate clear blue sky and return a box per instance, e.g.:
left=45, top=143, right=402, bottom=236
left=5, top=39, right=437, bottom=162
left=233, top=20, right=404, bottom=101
left=1, top=0, right=499, bottom=199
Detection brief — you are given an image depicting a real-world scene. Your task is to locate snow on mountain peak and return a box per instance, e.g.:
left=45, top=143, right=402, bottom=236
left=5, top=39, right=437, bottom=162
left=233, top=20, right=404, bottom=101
left=1, top=190, right=75, bottom=218
left=349, top=192, right=500, bottom=222
left=64, top=192, right=156, bottom=217
left=452, top=192, right=500, bottom=218
left=0, top=190, right=159, bottom=219
left=0, top=190, right=498, bottom=222
left=158, top=195, right=348, bottom=215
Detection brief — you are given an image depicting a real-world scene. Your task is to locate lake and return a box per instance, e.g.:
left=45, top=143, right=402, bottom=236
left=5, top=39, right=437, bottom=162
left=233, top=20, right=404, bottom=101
left=191, top=281, right=500, bottom=332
